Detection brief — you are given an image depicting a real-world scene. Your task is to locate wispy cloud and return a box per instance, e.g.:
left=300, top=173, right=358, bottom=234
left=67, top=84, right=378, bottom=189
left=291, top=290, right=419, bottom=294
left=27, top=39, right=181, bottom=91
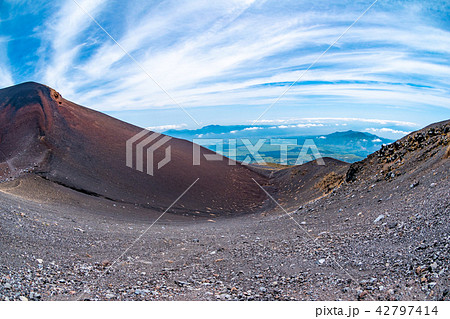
left=146, top=124, right=187, bottom=132
left=0, top=37, right=13, bottom=87
left=255, top=118, right=417, bottom=127
left=2, top=0, right=449, bottom=127
left=365, top=127, right=411, bottom=136
left=243, top=126, right=262, bottom=131
left=39, top=0, right=107, bottom=96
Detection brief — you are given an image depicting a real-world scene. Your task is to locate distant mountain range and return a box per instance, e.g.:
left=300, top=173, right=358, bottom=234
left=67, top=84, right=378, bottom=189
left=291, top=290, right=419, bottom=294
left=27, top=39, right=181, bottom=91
left=163, top=125, right=393, bottom=164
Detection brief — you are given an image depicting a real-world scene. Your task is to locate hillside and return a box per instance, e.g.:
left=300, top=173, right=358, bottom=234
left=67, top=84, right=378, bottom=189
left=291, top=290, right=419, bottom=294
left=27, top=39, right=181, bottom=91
left=0, top=82, right=266, bottom=216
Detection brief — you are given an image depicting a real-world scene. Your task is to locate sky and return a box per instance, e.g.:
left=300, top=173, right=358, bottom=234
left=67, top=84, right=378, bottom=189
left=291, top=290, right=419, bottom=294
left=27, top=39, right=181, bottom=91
left=0, top=0, right=449, bottom=138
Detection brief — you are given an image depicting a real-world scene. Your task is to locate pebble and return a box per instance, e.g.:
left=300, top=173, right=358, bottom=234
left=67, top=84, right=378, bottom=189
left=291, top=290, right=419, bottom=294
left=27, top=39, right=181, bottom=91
left=3, top=283, right=11, bottom=289
left=373, top=214, right=385, bottom=223
left=217, top=293, right=231, bottom=300
left=36, top=259, right=43, bottom=264
left=318, top=258, right=326, bottom=265
left=387, top=222, right=398, bottom=229
left=29, top=292, right=41, bottom=300
left=174, top=280, right=189, bottom=287
left=19, top=296, right=28, bottom=301
left=430, top=262, right=438, bottom=272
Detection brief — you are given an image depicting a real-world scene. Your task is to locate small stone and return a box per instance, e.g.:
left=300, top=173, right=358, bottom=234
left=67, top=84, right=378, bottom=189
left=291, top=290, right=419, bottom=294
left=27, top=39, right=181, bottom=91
left=318, top=258, right=326, bottom=265
left=218, top=293, right=231, bottom=300
left=430, top=183, right=437, bottom=188
left=29, top=292, right=41, bottom=300
left=259, top=287, right=267, bottom=293
left=430, top=262, right=438, bottom=272
left=358, top=290, right=369, bottom=300
left=387, top=222, right=398, bottom=229
left=101, top=260, right=111, bottom=267
left=4, top=283, right=11, bottom=289
left=105, top=294, right=115, bottom=299
left=374, top=214, right=385, bottom=223
left=174, top=280, right=189, bottom=287
left=192, top=238, right=199, bottom=243
left=410, top=181, right=419, bottom=188
left=19, top=296, right=28, bottom=301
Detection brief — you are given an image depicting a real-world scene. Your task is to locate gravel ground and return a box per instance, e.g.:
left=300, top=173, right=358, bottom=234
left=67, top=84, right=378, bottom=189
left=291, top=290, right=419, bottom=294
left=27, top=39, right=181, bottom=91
left=0, top=123, right=449, bottom=301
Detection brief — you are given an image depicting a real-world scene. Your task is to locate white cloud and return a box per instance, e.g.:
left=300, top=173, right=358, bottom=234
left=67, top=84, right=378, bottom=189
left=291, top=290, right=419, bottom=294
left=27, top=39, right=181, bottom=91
left=9, top=0, right=446, bottom=128
left=243, top=126, right=262, bottom=131
left=0, top=38, right=13, bottom=87
left=372, top=138, right=382, bottom=142
left=295, top=123, right=324, bottom=128
left=365, top=128, right=410, bottom=135
left=146, top=124, right=187, bottom=132
left=249, top=118, right=417, bottom=127
left=40, top=0, right=107, bottom=96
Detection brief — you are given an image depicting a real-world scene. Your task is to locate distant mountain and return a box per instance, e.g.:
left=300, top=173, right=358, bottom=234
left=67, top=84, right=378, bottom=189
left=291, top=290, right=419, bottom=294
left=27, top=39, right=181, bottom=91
left=325, top=130, right=382, bottom=140
left=164, top=126, right=393, bottom=164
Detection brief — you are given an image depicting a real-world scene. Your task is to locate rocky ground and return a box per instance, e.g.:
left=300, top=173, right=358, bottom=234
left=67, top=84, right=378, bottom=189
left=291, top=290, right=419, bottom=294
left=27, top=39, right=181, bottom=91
left=0, top=121, right=449, bottom=301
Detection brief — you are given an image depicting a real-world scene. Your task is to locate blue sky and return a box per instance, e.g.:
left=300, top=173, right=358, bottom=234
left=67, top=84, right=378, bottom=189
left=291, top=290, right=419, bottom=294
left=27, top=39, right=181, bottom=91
left=1, top=0, right=449, bottom=138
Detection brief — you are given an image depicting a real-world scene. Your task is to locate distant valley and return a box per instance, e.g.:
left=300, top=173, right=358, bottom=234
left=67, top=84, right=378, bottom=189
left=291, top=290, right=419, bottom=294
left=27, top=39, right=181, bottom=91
left=164, top=125, right=394, bottom=164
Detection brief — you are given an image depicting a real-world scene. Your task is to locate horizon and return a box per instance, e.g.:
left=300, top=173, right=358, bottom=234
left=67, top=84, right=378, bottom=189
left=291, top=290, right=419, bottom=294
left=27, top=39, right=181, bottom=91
left=1, top=0, right=449, bottom=135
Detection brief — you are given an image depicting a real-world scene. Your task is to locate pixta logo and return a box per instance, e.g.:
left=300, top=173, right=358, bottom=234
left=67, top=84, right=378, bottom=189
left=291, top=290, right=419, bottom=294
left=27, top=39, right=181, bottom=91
left=126, top=130, right=172, bottom=176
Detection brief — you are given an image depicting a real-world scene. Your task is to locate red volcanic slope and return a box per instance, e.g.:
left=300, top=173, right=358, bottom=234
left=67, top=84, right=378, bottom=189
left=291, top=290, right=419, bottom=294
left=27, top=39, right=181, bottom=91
left=0, top=82, right=267, bottom=215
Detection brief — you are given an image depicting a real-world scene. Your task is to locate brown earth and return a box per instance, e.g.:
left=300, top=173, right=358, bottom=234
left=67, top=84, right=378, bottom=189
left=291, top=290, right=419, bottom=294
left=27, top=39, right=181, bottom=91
left=0, top=82, right=267, bottom=216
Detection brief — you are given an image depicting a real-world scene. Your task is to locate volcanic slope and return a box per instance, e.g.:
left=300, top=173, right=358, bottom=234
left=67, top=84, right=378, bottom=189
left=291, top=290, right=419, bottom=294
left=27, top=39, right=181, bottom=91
left=0, top=119, right=448, bottom=301
left=0, top=82, right=267, bottom=216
